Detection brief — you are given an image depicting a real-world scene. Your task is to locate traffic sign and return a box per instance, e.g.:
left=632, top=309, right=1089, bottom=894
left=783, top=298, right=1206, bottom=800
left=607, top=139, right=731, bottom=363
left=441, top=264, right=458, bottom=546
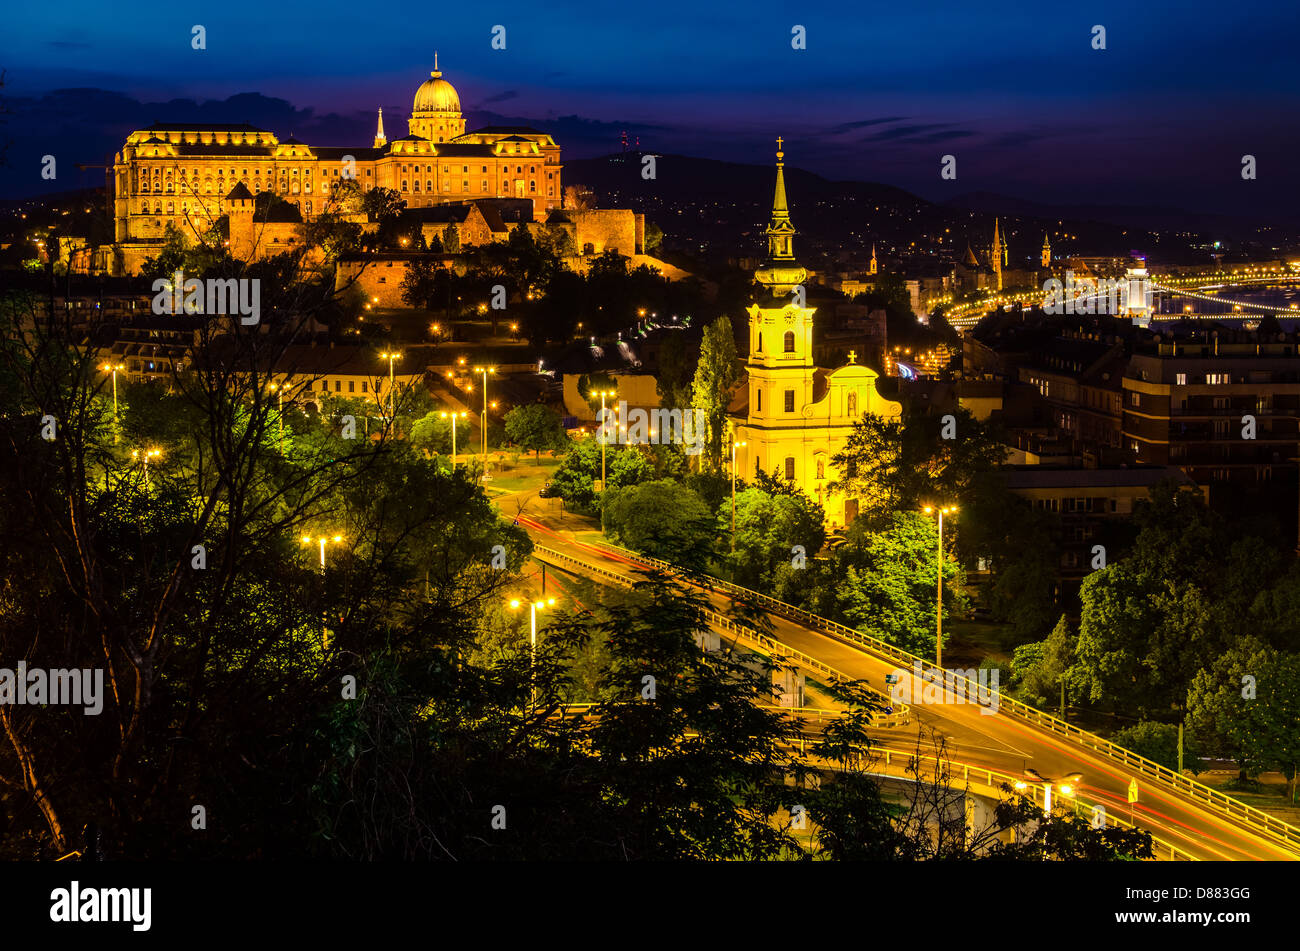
left=1127, top=779, right=1139, bottom=803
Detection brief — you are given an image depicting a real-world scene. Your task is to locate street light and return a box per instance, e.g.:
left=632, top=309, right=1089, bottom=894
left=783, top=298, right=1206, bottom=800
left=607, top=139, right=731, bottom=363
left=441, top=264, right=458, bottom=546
left=591, top=388, right=617, bottom=492
left=268, top=381, right=285, bottom=452
left=922, top=504, right=957, bottom=665
left=731, top=440, right=747, bottom=544
left=100, top=362, right=124, bottom=422
left=440, top=410, right=467, bottom=467
left=130, top=448, right=161, bottom=482
left=472, top=366, right=496, bottom=478
left=1016, top=770, right=1083, bottom=817
left=378, top=351, right=402, bottom=417
left=510, top=596, right=556, bottom=708
left=301, top=533, right=344, bottom=570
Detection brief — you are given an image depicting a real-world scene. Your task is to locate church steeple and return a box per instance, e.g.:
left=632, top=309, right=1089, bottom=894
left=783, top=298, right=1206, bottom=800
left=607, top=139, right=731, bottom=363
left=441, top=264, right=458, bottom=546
left=373, top=107, right=387, bottom=148
left=869, top=243, right=878, bottom=275
left=766, top=136, right=796, bottom=262
left=991, top=218, right=1004, bottom=290
left=753, top=136, right=807, bottom=295
left=1041, top=232, right=1051, bottom=268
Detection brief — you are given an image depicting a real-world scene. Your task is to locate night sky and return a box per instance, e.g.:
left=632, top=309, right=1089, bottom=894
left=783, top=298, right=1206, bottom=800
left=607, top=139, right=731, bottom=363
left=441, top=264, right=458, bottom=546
left=4, top=0, right=1299, bottom=219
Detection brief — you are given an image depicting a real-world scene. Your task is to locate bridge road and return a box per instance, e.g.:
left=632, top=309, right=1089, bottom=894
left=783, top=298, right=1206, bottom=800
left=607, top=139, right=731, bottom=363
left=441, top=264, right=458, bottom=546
left=506, top=504, right=1298, bottom=862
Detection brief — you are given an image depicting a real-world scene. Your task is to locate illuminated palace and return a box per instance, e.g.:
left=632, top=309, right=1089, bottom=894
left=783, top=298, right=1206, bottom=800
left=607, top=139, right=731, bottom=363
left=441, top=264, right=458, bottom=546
left=730, top=140, right=902, bottom=529
left=111, top=55, right=561, bottom=273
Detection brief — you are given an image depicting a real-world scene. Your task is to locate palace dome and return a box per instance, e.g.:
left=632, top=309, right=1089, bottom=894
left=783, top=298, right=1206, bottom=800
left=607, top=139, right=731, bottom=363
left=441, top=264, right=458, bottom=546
left=413, top=64, right=460, bottom=114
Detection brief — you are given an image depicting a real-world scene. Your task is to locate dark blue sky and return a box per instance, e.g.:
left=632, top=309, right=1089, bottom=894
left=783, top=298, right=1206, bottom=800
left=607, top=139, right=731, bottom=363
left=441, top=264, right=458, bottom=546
left=4, top=0, right=1299, bottom=218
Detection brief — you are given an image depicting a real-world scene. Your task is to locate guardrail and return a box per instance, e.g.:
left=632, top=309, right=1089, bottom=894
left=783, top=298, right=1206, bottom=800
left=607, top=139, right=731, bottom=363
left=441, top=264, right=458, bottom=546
left=533, top=545, right=910, bottom=728
left=859, top=745, right=1197, bottom=862
left=582, top=540, right=1300, bottom=856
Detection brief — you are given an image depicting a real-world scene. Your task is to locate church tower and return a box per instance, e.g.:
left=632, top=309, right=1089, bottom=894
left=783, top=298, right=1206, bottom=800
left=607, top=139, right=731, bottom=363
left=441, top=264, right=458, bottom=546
left=869, top=243, right=878, bottom=275
left=731, top=138, right=902, bottom=526
left=745, top=137, right=815, bottom=436
left=991, top=218, right=1004, bottom=290
left=374, top=108, right=387, bottom=149
left=1041, top=233, right=1051, bottom=268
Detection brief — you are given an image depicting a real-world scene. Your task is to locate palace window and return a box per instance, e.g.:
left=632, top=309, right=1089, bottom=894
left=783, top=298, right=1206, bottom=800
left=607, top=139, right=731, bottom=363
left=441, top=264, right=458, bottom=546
left=463, top=165, right=468, bottom=173
left=305, top=201, right=312, bottom=214
left=426, top=180, right=432, bottom=192
left=548, top=186, right=554, bottom=197
left=462, top=180, right=468, bottom=191
left=413, top=181, right=420, bottom=191
left=784, top=457, right=795, bottom=480
left=166, top=201, right=174, bottom=214
left=482, top=180, right=489, bottom=191
left=783, top=331, right=795, bottom=352
left=481, top=166, right=487, bottom=173
left=401, top=180, right=408, bottom=191
left=530, top=181, right=536, bottom=192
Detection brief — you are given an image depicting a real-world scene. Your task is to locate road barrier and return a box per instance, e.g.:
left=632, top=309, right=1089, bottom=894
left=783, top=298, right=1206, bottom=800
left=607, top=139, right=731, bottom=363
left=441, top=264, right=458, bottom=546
left=533, top=545, right=910, bottom=728
left=580, top=540, right=1300, bottom=856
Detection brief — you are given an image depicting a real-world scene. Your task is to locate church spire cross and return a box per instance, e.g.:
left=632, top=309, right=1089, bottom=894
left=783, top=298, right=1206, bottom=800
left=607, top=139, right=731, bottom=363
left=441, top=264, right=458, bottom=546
left=847, top=350, right=858, bottom=364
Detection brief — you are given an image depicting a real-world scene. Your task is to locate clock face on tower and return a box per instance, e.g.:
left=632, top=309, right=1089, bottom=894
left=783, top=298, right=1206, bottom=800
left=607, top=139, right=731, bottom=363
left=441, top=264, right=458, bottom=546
left=784, top=308, right=796, bottom=323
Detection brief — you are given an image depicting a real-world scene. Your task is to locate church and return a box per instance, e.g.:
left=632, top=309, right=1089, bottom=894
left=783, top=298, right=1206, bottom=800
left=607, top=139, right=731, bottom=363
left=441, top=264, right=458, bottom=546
left=729, top=141, right=903, bottom=529
left=111, top=56, right=562, bottom=273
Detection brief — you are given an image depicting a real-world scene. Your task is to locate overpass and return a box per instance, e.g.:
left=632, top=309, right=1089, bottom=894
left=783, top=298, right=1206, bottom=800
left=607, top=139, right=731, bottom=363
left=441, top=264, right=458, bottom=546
left=511, top=510, right=1300, bottom=862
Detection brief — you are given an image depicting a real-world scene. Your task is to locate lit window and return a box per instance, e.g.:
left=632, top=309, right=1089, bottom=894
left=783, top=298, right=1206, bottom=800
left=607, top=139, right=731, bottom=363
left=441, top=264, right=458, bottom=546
left=784, top=390, right=795, bottom=413
left=784, top=457, right=795, bottom=480
left=783, top=331, right=795, bottom=352
left=1175, top=373, right=1187, bottom=385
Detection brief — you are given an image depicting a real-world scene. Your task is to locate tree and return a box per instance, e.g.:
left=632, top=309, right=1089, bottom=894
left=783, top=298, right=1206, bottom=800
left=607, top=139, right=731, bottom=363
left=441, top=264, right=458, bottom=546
left=1011, top=615, right=1080, bottom=710
left=690, top=315, right=739, bottom=471
left=829, top=405, right=1004, bottom=520
left=503, top=404, right=567, bottom=459
left=722, top=485, right=825, bottom=590
left=602, top=480, right=717, bottom=568
left=1111, top=721, right=1202, bottom=775
left=655, top=333, right=695, bottom=411
left=835, top=512, right=966, bottom=658
left=1187, top=639, right=1300, bottom=786
left=409, top=410, right=469, bottom=458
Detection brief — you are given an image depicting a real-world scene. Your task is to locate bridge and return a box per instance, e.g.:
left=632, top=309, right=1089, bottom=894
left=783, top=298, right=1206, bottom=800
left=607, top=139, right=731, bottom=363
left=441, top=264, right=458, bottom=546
left=508, top=505, right=1300, bottom=862
left=944, top=265, right=1300, bottom=333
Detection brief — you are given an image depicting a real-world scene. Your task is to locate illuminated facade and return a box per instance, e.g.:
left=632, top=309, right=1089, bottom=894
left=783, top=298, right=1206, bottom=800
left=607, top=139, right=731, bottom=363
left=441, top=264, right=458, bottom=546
left=731, top=141, right=902, bottom=529
left=111, top=56, right=562, bottom=273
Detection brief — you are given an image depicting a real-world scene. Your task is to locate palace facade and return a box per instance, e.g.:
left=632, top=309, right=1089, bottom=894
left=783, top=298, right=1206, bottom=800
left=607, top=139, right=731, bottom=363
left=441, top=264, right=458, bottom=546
left=111, top=56, right=562, bottom=273
left=730, top=142, right=903, bottom=529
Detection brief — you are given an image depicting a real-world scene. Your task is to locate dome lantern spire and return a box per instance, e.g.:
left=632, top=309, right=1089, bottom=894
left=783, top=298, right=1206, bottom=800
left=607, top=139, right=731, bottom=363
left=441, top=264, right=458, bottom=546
left=753, top=136, right=807, bottom=294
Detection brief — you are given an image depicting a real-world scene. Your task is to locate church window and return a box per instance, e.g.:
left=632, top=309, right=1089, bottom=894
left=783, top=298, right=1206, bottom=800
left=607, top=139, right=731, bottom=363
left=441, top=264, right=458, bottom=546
left=784, top=457, right=795, bottom=480
left=784, top=390, right=795, bottom=413
left=783, top=331, right=795, bottom=353
left=847, top=393, right=857, bottom=416
left=756, top=390, right=762, bottom=411
left=757, top=332, right=763, bottom=352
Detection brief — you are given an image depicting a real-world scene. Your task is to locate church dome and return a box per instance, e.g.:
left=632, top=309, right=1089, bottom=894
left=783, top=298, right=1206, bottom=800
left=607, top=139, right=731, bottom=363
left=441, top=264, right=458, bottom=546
left=413, top=62, right=460, bottom=114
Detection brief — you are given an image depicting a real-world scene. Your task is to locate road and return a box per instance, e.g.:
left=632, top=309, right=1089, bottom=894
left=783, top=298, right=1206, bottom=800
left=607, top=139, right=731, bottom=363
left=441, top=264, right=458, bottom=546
left=501, top=492, right=1299, bottom=862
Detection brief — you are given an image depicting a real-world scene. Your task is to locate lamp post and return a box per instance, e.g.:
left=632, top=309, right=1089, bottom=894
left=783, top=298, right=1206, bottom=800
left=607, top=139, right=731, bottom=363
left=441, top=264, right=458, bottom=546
left=378, top=351, right=402, bottom=417
left=101, top=362, right=124, bottom=420
left=268, top=381, right=285, bottom=452
left=440, top=410, right=466, bottom=467
left=922, top=504, right=957, bottom=666
left=301, top=533, right=343, bottom=570
left=131, top=447, right=161, bottom=483
left=1014, top=770, right=1083, bottom=818
left=473, top=366, right=495, bottom=479
left=592, top=388, right=616, bottom=492
left=731, top=440, right=747, bottom=545
left=510, top=596, right=555, bottom=710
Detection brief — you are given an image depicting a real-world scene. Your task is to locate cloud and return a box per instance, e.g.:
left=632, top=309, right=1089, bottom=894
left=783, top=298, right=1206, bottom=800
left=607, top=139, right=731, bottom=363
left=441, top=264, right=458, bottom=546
left=479, top=90, right=519, bottom=105
left=826, top=117, right=907, bottom=135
